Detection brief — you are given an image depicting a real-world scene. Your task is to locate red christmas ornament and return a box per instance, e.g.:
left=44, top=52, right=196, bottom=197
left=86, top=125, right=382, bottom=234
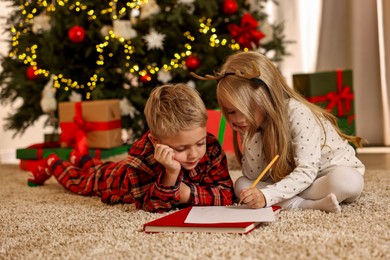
left=68, top=25, right=86, bottom=43
left=185, top=55, right=200, bottom=70
left=26, top=66, right=39, bottom=80
left=227, top=13, right=265, bottom=49
left=223, top=0, right=238, bottom=15
left=140, top=73, right=152, bottom=83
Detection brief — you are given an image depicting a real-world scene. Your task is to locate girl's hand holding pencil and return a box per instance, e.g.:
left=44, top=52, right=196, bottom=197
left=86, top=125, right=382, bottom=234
left=238, top=155, right=279, bottom=208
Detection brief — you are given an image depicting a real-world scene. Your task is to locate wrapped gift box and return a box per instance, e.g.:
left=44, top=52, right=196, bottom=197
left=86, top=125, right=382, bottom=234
left=44, top=133, right=60, bottom=143
left=17, top=143, right=131, bottom=161
left=207, top=110, right=234, bottom=153
left=293, top=69, right=355, bottom=136
left=59, top=99, right=122, bottom=150
left=17, top=144, right=131, bottom=171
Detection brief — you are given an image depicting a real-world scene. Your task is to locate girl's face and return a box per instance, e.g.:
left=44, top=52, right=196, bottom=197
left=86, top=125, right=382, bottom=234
left=222, top=99, right=265, bottom=134
left=159, top=127, right=207, bottom=170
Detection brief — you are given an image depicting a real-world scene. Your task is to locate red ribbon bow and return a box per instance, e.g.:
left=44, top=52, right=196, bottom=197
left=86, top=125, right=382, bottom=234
left=227, top=13, right=265, bottom=49
left=72, top=102, right=90, bottom=155
left=308, top=70, right=354, bottom=117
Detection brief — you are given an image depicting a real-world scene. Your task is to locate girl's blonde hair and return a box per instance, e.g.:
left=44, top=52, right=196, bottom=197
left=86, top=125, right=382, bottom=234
left=215, top=51, right=362, bottom=182
left=144, top=83, right=208, bottom=140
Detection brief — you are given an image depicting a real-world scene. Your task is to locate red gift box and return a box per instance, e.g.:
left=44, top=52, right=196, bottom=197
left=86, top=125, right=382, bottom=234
left=207, top=110, right=234, bottom=153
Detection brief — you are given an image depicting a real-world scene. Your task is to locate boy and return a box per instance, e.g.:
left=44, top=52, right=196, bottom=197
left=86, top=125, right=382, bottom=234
left=28, top=84, right=235, bottom=213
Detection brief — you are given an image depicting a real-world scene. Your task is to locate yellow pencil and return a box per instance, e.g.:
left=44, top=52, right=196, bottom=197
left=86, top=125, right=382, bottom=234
left=238, top=154, right=279, bottom=205
left=249, top=154, right=279, bottom=189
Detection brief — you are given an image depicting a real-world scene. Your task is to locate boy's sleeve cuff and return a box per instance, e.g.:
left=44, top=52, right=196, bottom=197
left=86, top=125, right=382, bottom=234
left=155, top=172, right=181, bottom=193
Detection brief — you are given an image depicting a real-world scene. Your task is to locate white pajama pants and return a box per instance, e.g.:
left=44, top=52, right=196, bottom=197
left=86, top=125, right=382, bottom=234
left=234, top=166, right=364, bottom=209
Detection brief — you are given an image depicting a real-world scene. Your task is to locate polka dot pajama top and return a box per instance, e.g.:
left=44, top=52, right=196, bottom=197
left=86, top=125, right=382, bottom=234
left=241, top=98, right=365, bottom=206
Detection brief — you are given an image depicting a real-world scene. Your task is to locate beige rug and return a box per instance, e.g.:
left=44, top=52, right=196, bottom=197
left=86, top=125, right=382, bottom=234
left=0, top=162, right=389, bottom=260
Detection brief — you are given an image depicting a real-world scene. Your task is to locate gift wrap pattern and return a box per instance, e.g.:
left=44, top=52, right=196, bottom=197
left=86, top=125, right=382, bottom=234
left=59, top=99, right=123, bottom=152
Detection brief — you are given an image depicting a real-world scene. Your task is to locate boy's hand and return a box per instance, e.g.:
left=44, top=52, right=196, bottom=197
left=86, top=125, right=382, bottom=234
left=239, top=188, right=266, bottom=208
left=154, top=144, right=181, bottom=174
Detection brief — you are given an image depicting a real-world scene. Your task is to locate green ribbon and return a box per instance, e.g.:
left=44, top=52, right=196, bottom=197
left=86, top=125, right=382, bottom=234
left=218, top=116, right=227, bottom=145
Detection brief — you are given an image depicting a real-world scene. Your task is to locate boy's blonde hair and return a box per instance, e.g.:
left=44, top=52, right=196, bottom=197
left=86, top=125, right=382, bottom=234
left=216, top=51, right=362, bottom=182
left=144, top=83, right=208, bottom=140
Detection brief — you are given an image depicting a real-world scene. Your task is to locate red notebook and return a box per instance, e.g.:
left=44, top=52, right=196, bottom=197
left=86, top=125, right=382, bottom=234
left=143, top=206, right=281, bottom=234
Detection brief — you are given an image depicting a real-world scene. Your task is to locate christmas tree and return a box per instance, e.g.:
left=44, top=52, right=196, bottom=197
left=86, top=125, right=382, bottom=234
left=0, top=0, right=288, bottom=141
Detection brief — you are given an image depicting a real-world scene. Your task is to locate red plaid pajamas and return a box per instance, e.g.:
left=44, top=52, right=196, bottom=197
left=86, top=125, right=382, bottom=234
left=49, top=132, right=235, bottom=212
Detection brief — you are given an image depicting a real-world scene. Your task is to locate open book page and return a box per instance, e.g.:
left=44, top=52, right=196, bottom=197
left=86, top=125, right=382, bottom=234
left=184, top=205, right=275, bottom=224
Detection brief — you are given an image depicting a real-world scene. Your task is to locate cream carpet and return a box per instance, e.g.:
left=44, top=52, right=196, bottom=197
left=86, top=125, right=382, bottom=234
left=0, top=162, right=389, bottom=260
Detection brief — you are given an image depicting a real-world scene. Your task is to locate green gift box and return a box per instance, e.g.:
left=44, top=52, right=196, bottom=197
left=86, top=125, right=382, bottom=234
left=293, top=69, right=355, bottom=136
left=44, top=133, right=60, bottom=143
left=17, top=144, right=131, bottom=160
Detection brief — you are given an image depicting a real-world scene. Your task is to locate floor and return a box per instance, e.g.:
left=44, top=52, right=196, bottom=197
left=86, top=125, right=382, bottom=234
left=357, top=153, right=390, bottom=170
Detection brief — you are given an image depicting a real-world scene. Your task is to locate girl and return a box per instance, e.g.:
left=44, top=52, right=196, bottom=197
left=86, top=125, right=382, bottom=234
left=192, top=51, right=364, bottom=213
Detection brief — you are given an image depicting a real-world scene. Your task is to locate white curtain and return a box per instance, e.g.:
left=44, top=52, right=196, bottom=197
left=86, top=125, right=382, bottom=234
left=376, top=0, right=390, bottom=145
left=271, top=0, right=322, bottom=85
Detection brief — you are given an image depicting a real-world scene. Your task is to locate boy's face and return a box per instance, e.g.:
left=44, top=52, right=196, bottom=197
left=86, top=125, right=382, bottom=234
left=158, top=127, right=207, bottom=170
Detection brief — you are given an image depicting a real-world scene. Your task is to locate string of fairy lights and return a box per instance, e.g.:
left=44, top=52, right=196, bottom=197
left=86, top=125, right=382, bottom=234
left=9, top=0, right=239, bottom=99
